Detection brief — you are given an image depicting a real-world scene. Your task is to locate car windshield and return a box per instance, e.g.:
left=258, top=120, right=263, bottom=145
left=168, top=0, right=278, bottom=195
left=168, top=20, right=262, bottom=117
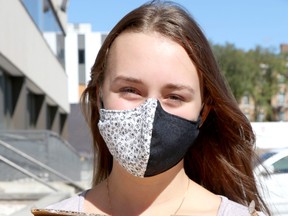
left=260, top=151, right=277, bottom=162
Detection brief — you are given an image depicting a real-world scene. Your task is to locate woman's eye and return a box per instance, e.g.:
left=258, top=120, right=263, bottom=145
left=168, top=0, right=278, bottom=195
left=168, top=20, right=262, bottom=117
left=120, top=87, right=140, bottom=95
left=164, top=95, right=184, bottom=106
left=168, top=95, right=183, bottom=101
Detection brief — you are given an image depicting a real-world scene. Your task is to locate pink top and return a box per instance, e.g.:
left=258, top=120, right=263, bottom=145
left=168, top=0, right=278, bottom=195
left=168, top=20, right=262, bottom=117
left=46, top=190, right=266, bottom=216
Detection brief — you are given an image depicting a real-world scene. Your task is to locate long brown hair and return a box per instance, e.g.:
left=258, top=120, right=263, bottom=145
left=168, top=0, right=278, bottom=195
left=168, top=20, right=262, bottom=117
left=81, top=1, right=270, bottom=214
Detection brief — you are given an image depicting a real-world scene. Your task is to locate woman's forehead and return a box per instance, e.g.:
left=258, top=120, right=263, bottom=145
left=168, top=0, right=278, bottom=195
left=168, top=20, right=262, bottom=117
left=103, top=31, right=200, bottom=94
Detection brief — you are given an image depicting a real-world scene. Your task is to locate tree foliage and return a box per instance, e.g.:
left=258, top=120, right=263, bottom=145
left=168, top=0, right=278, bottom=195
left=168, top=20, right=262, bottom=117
left=212, top=43, right=287, bottom=121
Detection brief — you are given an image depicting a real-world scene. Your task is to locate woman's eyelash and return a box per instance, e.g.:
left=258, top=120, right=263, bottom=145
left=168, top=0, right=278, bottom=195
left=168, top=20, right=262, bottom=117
left=168, top=95, right=183, bottom=101
left=120, top=87, right=139, bottom=94
left=119, top=88, right=185, bottom=103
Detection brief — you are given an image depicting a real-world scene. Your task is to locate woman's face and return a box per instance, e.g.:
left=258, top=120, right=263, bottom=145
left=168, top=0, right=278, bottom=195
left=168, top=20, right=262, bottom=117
left=101, top=32, right=202, bottom=121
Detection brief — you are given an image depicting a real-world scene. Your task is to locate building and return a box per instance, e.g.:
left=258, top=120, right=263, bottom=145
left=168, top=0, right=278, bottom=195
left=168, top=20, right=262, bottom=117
left=0, top=0, right=70, bottom=138
left=0, top=2, right=85, bottom=212
left=64, top=23, right=108, bottom=154
left=65, top=23, right=108, bottom=103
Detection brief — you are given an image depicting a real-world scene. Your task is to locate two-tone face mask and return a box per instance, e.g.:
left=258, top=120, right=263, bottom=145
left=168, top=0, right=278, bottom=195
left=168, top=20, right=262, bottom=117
left=98, top=98, right=200, bottom=178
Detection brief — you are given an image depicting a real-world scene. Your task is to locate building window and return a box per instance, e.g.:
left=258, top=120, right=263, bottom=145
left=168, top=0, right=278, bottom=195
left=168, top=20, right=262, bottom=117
left=27, top=92, right=44, bottom=128
left=22, top=0, right=65, bottom=66
left=57, top=34, right=65, bottom=68
left=78, top=49, right=86, bottom=84
left=3, top=75, right=24, bottom=118
left=78, top=34, right=86, bottom=85
left=279, top=111, right=285, bottom=121
left=78, top=34, right=85, bottom=64
left=278, top=74, right=286, bottom=84
left=244, top=112, right=250, bottom=121
left=78, top=49, right=85, bottom=64
left=257, top=112, right=265, bottom=122
left=277, top=92, right=285, bottom=106
left=46, top=105, right=57, bottom=129
left=59, top=113, right=67, bottom=134
left=22, top=0, right=63, bottom=32
left=3, top=74, right=13, bottom=118
left=242, top=95, right=249, bottom=105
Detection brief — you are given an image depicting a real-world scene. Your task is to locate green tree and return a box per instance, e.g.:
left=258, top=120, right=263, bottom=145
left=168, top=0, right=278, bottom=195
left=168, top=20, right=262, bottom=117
left=212, top=43, right=286, bottom=121
left=212, top=43, right=253, bottom=102
left=246, top=46, right=283, bottom=121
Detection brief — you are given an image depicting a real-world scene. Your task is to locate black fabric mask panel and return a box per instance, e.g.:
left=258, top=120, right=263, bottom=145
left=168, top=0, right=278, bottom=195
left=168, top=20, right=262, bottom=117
left=144, top=101, right=200, bottom=177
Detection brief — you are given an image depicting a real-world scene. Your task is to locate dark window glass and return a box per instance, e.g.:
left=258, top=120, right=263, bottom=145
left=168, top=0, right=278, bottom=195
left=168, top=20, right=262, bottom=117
left=22, top=0, right=65, bottom=67
left=4, top=74, right=13, bottom=118
left=59, top=113, right=67, bottom=134
left=22, top=0, right=62, bottom=32
left=273, top=156, right=288, bottom=174
left=78, top=49, right=85, bottom=64
left=3, top=75, right=24, bottom=118
left=27, top=92, right=44, bottom=127
left=47, top=105, right=57, bottom=129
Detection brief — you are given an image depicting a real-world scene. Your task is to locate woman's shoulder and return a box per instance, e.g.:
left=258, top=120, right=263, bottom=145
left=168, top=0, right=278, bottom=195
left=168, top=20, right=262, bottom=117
left=46, top=190, right=88, bottom=212
left=218, top=196, right=266, bottom=216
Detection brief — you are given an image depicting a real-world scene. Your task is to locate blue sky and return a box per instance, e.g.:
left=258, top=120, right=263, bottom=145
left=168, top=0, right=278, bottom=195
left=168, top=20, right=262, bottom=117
left=67, top=0, right=288, bottom=53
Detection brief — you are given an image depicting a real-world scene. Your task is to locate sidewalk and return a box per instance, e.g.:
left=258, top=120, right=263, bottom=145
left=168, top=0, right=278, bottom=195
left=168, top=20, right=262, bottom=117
left=0, top=179, right=86, bottom=216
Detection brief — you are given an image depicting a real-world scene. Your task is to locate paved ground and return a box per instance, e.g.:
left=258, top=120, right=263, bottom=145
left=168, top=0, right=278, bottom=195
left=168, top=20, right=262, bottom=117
left=0, top=179, right=89, bottom=216
left=0, top=201, right=32, bottom=216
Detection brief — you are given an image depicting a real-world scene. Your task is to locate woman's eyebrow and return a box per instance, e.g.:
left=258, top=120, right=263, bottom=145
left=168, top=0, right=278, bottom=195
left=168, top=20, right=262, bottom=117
left=165, top=83, right=195, bottom=94
left=111, top=76, right=195, bottom=94
left=112, top=75, right=143, bottom=84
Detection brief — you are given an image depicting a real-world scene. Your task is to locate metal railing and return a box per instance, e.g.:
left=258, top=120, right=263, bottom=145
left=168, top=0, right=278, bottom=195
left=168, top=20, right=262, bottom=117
left=0, top=139, right=85, bottom=192
left=0, top=130, right=86, bottom=191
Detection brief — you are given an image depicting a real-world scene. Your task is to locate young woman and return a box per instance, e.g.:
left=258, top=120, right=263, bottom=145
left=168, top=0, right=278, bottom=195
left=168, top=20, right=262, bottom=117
left=34, top=1, right=270, bottom=215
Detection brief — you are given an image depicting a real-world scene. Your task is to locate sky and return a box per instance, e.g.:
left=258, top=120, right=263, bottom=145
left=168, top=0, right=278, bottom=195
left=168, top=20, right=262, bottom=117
left=67, top=0, right=288, bottom=53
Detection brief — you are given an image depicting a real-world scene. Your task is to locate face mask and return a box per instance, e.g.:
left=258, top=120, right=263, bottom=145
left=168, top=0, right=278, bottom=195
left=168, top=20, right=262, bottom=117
left=98, top=98, right=200, bottom=178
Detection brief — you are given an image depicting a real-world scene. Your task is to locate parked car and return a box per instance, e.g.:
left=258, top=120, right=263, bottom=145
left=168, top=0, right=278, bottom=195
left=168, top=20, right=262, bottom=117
left=254, top=148, right=288, bottom=216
